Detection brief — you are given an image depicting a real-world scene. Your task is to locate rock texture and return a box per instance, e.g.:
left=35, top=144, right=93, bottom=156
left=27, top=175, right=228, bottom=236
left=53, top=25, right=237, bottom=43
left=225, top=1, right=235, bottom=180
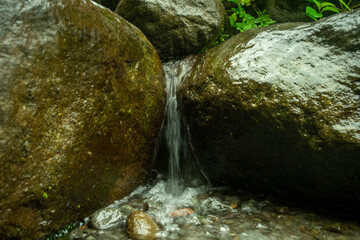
left=0, top=0, right=165, bottom=238
left=92, top=0, right=119, bottom=11
left=126, top=211, right=160, bottom=240
left=90, top=207, right=123, bottom=229
left=255, top=0, right=313, bottom=22
left=179, top=10, right=360, bottom=214
left=256, top=0, right=360, bottom=23
left=115, top=0, right=226, bottom=59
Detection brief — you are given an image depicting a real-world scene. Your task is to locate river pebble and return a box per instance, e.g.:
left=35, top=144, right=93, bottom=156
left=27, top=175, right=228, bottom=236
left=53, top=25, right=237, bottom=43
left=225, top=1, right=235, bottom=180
left=70, top=179, right=360, bottom=240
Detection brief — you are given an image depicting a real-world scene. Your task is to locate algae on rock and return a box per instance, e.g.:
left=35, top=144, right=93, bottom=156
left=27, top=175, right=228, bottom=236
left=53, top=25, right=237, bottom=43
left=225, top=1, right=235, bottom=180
left=0, top=0, right=165, bottom=238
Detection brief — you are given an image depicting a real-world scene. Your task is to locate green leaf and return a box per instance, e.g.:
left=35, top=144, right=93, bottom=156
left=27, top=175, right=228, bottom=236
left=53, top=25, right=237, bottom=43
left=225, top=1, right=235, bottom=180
left=229, top=13, right=237, bottom=26
left=320, top=2, right=336, bottom=8
left=304, top=12, right=318, bottom=21
left=339, top=0, right=352, bottom=10
left=306, top=6, right=323, bottom=18
left=313, top=0, right=322, bottom=10
left=322, top=6, right=340, bottom=12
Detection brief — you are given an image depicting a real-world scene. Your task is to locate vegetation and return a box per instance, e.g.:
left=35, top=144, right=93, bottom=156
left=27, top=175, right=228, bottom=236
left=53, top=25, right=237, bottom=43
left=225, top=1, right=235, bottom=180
left=204, top=0, right=275, bottom=50
left=227, top=0, right=276, bottom=32
left=304, top=0, right=360, bottom=21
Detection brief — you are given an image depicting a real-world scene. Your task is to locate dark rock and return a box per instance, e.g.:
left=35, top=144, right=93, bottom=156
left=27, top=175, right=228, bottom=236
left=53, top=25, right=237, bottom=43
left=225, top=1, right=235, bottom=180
left=255, top=0, right=313, bottom=22
left=126, top=211, right=160, bottom=240
left=256, top=0, right=360, bottom=23
left=115, top=0, right=226, bottom=59
left=0, top=0, right=165, bottom=238
left=323, top=223, right=349, bottom=234
left=179, top=10, right=360, bottom=215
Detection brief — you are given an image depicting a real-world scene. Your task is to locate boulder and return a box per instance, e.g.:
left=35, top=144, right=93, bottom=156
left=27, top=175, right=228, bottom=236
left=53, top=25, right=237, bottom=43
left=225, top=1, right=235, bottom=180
left=126, top=211, right=160, bottom=240
left=91, top=0, right=120, bottom=11
left=256, top=0, right=360, bottom=23
left=0, top=0, right=165, bottom=238
left=115, top=0, right=226, bottom=59
left=255, top=0, right=313, bottom=22
left=179, top=10, right=360, bottom=215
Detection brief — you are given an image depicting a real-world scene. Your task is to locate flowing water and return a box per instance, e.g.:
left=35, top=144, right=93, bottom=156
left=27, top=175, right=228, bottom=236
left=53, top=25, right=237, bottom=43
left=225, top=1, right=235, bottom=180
left=67, top=60, right=360, bottom=240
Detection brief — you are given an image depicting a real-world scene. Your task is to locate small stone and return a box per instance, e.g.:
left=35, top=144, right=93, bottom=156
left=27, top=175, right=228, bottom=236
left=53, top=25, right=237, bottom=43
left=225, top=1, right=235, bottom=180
left=90, top=207, right=123, bottom=230
left=323, top=223, right=348, bottom=234
left=120, top=204, right=137, bottom=216
left=298, top=225, right=307, bottom=233
left=170, top=208, right=194, bottom=218
left=126, top=211, right=160, bottom=240
left=230, top=203, right=238, bottom=209
left=276, top=207, right=289, bottom=214
left=310, top=229, right=320, bottom=236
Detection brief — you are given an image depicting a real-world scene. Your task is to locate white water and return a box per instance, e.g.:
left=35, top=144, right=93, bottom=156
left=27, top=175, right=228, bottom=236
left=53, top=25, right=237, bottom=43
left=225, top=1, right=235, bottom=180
left=70, top=59, right=360, bottom=240
left=163, top=58, right=198, bottom=195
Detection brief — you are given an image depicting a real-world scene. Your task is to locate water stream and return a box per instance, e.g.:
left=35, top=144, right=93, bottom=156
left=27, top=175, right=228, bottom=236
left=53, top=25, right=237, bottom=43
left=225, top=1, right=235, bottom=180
left=67, top=60, right=360, bottom=240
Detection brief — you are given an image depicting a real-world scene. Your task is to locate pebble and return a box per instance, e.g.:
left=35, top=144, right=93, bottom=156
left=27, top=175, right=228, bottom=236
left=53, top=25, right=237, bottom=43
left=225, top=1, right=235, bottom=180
left=69, top=180, right=360, bottom=240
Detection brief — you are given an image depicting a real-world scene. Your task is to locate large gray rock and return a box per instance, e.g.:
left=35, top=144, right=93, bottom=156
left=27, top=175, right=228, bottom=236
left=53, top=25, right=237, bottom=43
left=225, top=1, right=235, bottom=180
left=0, top=0, right=165, bottom=238
left=115, top=0, right=226, bottom=59
left=179, top=10, right=360, bottom=215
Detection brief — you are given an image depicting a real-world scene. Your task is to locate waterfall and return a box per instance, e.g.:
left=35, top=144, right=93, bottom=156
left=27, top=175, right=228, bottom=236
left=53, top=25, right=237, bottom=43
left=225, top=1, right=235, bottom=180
left=162, top=58, right=206, bottom=195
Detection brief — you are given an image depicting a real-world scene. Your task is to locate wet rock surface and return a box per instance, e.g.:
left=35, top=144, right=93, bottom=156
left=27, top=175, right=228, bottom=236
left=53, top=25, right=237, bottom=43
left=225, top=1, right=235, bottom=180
left=70, top=179, right=360, bottom=240
left=179, top=10, right=360, bottom=215
left=0, top=0, right=165, bottom=238
left=91, top=0, right=119, bottom=11
left=115, top=0, right=226, bottom=59
left=126, top=211, right=160, bottom=240
left=90, top=207, right=123, bottom=230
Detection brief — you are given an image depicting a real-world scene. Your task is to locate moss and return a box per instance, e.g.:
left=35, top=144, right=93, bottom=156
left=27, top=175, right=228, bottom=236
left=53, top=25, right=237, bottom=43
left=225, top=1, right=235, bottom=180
left=1, top=0, right=165, bottom=238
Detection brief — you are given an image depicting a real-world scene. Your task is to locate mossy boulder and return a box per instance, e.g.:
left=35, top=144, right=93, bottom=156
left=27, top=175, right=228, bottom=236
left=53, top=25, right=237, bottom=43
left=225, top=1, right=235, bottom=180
left=179, top=10, right=360, bottom=215
left=0, top=0, right=165, bottom=238
left=115, top=0, right=226, bottom=59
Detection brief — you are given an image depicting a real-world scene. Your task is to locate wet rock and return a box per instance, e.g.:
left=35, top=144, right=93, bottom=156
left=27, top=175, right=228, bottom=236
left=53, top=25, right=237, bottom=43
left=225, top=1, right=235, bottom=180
left=119, top=204, right=137, bottom=216
left=115, top=0, right=226, bottom=59
left=90, top=207, right=123, bottom=229
left=255, top=0, right=313, bottom=22
left=179, top=10, right=360, bottom=215
left=256, top=0, right=360, bottom=23
left=91, top=0, right=119, bottom=11
left=126, top=211, right=160, bottom=240
left=276, top=207, right=289, bottom=214
left=197, top=198, right=231, bottom=215
left=323, top=223, right=349, bottom=234
left=170, top=208, right=194, bottom=218
left=0, top=0, right=165, bottom=238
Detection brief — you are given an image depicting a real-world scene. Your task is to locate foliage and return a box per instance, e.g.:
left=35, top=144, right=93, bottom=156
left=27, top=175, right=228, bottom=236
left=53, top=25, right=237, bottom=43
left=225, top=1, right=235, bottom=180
left=227, top=0, right=276, bottom=32
left=203, top=27, right=230, bottom=50
left=203, top=0, right=275, bottom=51
left=304, top=0, right=360, bottom=21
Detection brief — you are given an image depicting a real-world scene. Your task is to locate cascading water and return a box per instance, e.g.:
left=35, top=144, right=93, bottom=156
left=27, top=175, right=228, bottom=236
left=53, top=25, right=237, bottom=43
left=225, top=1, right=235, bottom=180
left=162, top=58, right=207, bottom=195
left=163, top=61, right=183, bottom=194
left=70, top=59, right=360, bottom=240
